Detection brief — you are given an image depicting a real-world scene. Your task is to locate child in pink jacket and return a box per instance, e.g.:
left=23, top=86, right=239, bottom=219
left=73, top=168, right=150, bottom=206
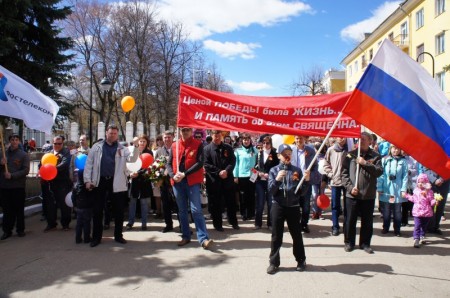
left=406, top=173, right=436, bottom=248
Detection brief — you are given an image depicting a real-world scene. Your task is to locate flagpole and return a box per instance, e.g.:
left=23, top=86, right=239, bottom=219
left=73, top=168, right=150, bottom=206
left=0, top=126, right=9, bottom=173
left=354, top=126, right=363, bottom=189
left=295, top=111, right=345, bottom=194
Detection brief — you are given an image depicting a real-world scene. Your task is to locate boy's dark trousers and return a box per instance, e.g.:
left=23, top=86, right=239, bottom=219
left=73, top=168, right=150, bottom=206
left=76, top=208, right=92, bottom=243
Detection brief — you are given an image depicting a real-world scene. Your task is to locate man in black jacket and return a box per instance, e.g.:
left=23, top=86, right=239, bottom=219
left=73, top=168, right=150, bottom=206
left=203, top=130, right=239, bottom=231
left=341, top=132, right=383, bottom=254
left=267, top=144, right=310, bottom=274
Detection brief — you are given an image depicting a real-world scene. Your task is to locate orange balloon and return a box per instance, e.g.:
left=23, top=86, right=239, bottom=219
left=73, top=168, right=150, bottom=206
left=39, top=164, right=58, bottom=181
left=121, top=96, right=135, bottom=113
left=41, top=153, right=57, bottom=166
left=317, top=194, right=330, bottom=209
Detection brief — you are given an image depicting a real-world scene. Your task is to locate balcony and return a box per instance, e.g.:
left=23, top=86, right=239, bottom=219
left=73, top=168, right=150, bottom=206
left=391, top=34, right=409, bottom=50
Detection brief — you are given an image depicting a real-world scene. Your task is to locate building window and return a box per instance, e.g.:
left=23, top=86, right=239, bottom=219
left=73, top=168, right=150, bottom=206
left=348, top=65, right=352, bottom=77
left=436, top=32, right=445, bottom=55
left=416, top=44, right=425, bottom=62
left=416, top=8, right=424, bottom=29
left=400, top=22, right=408, bottom=45
left=369, top=49, right=373, bottom=61
left=355, top=61, right=359, bottom=73
left=436, top=71, right=445, bottom=91
left=436, top=0, right=445, bottom=16
left=362, top=55, right=367, bottom=68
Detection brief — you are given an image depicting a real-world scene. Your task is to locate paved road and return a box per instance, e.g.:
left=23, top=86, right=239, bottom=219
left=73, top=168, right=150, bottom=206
left=0, top=206, right=449, bottom=298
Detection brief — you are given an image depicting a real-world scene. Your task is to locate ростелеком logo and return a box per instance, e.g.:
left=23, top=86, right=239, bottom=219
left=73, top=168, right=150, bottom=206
left=0, top=72, right=8, bottom=101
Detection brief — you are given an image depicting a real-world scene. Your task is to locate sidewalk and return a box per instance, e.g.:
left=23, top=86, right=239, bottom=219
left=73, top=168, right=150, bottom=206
left=0, top=206, right=449, bottom=298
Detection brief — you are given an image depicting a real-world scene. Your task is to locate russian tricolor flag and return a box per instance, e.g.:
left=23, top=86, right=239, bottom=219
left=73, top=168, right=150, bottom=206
left=343, top=39, right=450, bottom=179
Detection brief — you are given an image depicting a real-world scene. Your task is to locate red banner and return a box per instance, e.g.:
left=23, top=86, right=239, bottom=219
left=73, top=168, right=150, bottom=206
left=178, top=84, right=360, bottom=137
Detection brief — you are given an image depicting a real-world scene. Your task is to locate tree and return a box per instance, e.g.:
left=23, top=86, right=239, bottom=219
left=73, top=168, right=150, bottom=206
left=0, top=0, right=75, bottom=129
left=290, top=65, right=327, bottom=96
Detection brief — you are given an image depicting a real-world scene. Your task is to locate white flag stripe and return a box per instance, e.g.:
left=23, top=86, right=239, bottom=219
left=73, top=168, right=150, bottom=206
left=0, top=65, right=59, bottom=134
left=372, top=40, right=450, bottom=124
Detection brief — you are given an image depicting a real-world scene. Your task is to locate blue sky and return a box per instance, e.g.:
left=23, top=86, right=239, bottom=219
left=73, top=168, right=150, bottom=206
left=156, top=0, right=402, bottom=96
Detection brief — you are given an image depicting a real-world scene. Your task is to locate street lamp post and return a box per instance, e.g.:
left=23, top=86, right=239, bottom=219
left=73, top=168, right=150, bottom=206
left=416, top=51, right=435, bottom=78
left=89, top=61, right=111, bottom=147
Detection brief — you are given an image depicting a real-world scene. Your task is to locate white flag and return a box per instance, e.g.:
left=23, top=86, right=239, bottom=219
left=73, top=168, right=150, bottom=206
left=0, top=65, right=59, bottom=134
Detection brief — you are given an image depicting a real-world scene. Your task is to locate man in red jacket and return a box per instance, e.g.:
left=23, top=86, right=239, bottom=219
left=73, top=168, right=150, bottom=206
left=166, top=127, right=213, bottom=249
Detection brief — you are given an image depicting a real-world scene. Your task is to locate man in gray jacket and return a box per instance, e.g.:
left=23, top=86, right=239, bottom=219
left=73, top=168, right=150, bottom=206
left=323, top=137, right=348, bottom=236
left=0, top=134, right=30, bottom=240
left=84, top=125, right=139, bottom=247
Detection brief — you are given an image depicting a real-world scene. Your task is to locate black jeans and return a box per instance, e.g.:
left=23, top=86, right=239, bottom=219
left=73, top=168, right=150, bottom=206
left=160, top=182, right=175, bottom=228
left=1, top=188, right=25, bottom=234
left=237, top=177, right=255, bottom=219
left=45, top=182, right=71, bottom=228
left=344, top=197, right=375, bottom=247
left=206, top=181, right=238, bottom=228
left=269, top=202, right=306, bottom=267
left=92, top=177, right=127, bottom=241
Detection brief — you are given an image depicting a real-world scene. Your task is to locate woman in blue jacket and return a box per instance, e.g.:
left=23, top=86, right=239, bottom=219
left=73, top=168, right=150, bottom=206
left=377, top=145, right=408, bottom=236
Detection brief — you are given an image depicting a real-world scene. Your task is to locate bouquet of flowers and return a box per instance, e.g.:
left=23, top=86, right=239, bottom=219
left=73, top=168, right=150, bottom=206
left=147, top=155, right=168, bottom=186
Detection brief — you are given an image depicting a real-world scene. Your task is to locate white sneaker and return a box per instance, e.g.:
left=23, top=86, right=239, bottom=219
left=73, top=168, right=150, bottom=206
left=420, top=237, right=426, bottom=244
left=413, top=239, right=420, bottom=248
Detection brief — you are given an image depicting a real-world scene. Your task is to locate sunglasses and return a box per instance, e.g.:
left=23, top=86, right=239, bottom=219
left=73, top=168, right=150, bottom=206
left=194, top=135, right=202, bottom=139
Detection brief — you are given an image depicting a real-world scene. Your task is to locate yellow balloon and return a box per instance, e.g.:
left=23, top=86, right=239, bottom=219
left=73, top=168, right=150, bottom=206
left=41, top=153, right=58, bottom=166
left=283, top=135, right=295, bottom=144
left=121, top=96, right=135, bottom=113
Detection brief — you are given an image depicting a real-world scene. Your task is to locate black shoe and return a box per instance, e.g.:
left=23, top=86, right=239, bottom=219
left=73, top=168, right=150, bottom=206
left=395, top=232, right=401, bottom=237
left=1, top=233, right=12, bottom=240
left=43, top=225, right=57, bottom=233
left=296, top=260, right=306, bottom=272
left=84, top=238, right=91, bottom=244
left=103, top=224, right=110, bottom=230
left=361, top=245, right=374, bottom=254
left=267, top=264, right=278, bottom=275
left=76, top=238, right=82, bottom=244
left=381, top=229, right=388, bottom=234
left=344, top=244, right=354, bottom=252
left=232, top=224, right=240, bottom=230
left=141, top=226, right=147, bottom=231
left=17, top=232, right=26, bottom=237
left=90, top=240, right=101, bottom=247
left=115, top=238, right=127, bottom=244
left=162, top=226, right=173, bottom=233
left=332, top=228, right=340, bottom=236
left=433, top=229, right=443, bottom=235
left=215, top=226, right=224, bottom=232
left=302, top=225, right=310, bottom=233
left=401, top=223, right=408, bottom=227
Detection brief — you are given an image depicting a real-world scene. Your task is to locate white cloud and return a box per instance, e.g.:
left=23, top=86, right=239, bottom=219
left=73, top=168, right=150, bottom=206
left=156, top=0, right=312, bottom=40
left=340, top=1, right=402, bottom=42
left=227, top=80, right=273, bottom=92
left=203, top=40, right=261, bottom=59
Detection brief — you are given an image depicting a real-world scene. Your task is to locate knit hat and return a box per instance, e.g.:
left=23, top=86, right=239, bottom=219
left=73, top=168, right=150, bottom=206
left=417, top=173, right=429, bottom=184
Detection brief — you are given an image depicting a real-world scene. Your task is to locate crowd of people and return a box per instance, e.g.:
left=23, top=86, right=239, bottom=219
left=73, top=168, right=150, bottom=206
left=0, top=127, right=448, bottom=275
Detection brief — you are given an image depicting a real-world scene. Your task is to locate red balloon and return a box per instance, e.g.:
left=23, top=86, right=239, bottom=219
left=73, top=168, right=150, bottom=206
left=317, top=194, right=330, bottom=209
left=140, top=153, right=154, bottom=169
left=39, top=164, right=58, bottom=181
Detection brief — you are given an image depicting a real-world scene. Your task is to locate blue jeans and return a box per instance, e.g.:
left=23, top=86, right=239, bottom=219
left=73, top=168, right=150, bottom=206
left=172, top=180, right=209, bottom=245
left=331, top=186, right=346, bottom=230
left=380, top=201, right=402, bottom=233
left=255, top=180, right=272, bottom=227
left=310, top=184, right=321, bottom=214
left=128, top=197, right=150, bottom=226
